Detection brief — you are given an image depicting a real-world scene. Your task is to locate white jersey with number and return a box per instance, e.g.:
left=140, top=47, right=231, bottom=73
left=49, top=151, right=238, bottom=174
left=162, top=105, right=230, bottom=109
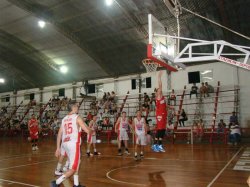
left=119, top=117, right=129, bottom=131
left=134, top=117, right=145, bottom=135
left=61, top=113, right=81, bottom=144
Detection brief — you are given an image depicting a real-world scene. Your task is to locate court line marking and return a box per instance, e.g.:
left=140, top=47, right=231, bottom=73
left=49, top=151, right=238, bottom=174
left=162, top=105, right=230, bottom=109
left=0, top=159, right=56, bottom=171
left=106, top=165, right=147, bottom=186
left=207, top=146, right=244, bottom=187
left=0, top=153, right=54, bottom=162
left=101, top=155, right=227, bottom=163
left=0, top=178, right=40, bottom=187
left=0, top=152, right=54, bottom=161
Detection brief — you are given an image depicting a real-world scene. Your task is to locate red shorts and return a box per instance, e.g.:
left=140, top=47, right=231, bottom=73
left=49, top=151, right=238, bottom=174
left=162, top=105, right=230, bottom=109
left=156, top=113, right=167, bottom=130
left=30, top=131, right=39, bottom=140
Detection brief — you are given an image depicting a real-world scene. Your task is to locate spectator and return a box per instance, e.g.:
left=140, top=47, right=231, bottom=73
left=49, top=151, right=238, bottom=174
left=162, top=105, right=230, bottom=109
left=228, top=122, right=241, bottom=145
left=179, top=109, right=188, bottom=127
left=169, top=89, right=176, bottom=106
left=217, top=119, right=226, bottom=133
left=144, top=93, right=150, bottom=103
left=200, top=82, right=207, bottom=98
left=86, top=112, right=93, bottom=122
left=107, top=92, right=111, bottom=101
left=229, top=111, right=238, bottom=124
left=109, top=91, right=116, bottom=102
left=190, top=83, right=198, bottom=99
left=205, top=82, right=214, bottom=96
left=102, top=92, right=107, bottom=102
left=197, top=119, right=204, bottom=142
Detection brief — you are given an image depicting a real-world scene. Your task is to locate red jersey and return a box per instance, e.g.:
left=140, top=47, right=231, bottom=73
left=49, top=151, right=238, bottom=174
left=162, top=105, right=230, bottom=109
left=156, top=96, right=167, bottom=129
left=156, top=96, right=167, bottom=115
left=29, top=119, right=39, bottom=139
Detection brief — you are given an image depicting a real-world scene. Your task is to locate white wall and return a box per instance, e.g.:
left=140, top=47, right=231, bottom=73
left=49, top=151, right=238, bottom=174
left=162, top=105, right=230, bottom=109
left=0, top=62, right=249, bottom=127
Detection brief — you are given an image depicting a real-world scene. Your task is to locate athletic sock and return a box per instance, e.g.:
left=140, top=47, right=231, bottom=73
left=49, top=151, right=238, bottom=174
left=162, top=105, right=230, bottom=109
left=134, top=152, right=137, bottom=156
left=154, top=139, right=158, bottom=144
left=64, top=160, right=69, bottom=168
left=56, top=163, right=62, bottom=171
left=56, top=174, right=66, bottom=185
left=73, top=175, right=79, bottom=186
left=140, top=151, right=143, bottom=155
left=94, top=148, right=97, bottom=152
left=87, top=149, right=90, bottom=153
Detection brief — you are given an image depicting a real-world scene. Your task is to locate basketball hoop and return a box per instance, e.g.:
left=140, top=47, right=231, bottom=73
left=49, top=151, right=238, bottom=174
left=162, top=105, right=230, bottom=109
left=142, top=59, right=160, bottom=73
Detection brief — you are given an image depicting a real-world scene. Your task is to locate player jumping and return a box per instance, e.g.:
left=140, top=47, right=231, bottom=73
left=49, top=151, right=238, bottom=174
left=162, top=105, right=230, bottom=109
left=152, top=71, right=172, bottom=152
left=51, top=101, right=92, bottom=187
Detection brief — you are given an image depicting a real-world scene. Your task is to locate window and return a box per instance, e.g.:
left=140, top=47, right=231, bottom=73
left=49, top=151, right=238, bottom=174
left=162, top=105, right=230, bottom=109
left=59, top=88, right=65, bottom=97
left=145, top=77, right=152, bottom=88
left=1, top=95, right=10, bottom=102
left=131, top=79, right=136, bottom=90
left=30, top=93, right=35, bottom=100
left=188, top=71, right=200, bottom=84
left=88, top=84, right=96, bottom=94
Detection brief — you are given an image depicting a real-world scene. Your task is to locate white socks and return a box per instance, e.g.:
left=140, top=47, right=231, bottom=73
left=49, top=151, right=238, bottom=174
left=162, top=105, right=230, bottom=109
left=74, top=175, right=79, bottom=186
left=56, top=163, right=62, bottom=171
left=56, top=174, right=66, bottom=185
left=94, top=148, right=97, bottom=152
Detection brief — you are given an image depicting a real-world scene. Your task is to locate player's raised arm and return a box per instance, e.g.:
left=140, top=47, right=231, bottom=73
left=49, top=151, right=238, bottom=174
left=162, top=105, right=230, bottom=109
left=157, top=71, right=164, bottom=97
left=77, top=116, right=92, bottom=134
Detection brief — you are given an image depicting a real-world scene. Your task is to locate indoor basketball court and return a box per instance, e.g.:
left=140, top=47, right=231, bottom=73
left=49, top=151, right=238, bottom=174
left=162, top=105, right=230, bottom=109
left=0, top=0, right=249, bottom=187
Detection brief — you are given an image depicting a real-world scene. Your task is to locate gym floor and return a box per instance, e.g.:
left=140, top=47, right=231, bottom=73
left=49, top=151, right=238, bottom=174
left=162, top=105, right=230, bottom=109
left=0, top=137, right=249, bottom=187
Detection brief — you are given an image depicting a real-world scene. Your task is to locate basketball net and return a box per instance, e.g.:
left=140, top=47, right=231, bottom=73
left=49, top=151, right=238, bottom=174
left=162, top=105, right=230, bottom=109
left=142, top=59, right=160, bottom=73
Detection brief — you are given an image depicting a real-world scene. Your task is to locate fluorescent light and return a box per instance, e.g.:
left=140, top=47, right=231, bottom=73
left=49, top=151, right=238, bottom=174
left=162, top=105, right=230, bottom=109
left=38, top=20, right=46, bottom=28
left=0, top=78, right=5, bottom=83
left=105, top=0, right=114, bottom=6
left=201, top=70, right=212, bottom=75
left=60, top=66, right=68, bottom=74
left=203, top=77, right=212, bottom=80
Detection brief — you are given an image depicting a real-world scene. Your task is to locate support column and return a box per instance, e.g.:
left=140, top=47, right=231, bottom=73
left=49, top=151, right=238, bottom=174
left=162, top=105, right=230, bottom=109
left=72, top=82, right=77, bottom=100
left=13, top=90, right=17, bottom=106
left=39, top=87, right=43, bottom=104
left=167, top=70, right=172, bottom=91
left=138, top=74, right=142, bottom=110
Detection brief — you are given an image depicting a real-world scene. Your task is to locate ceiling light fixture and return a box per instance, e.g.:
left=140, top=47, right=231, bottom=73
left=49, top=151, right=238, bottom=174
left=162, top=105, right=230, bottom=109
left=105, top=0, right=114, bottom=6
left=60, top=66, right=68, bottom=74
left=38, top=20, right=46, bottom=28
left=0, top=78, right=5, bottom=83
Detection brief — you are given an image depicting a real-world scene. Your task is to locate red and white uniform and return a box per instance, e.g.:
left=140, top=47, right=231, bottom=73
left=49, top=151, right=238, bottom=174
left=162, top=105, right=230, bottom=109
left=61, top=114, right=81, bottom=171
left=28, top=119, right=39, bottom=140
left=156, top=96, right=167, bottom=130
left=87, top=120, right=98, bottom=144
left=134, top=117, right=146, bottom=145
left=118, top=117, right=129, bottom=141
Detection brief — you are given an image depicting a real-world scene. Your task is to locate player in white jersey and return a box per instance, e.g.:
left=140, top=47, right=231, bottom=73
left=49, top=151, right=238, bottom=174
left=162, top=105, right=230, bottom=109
left=86, top=114, right=101, bottom=156
left=132, top=110, right=147, bottom=160
left=115, top=111, right=131, bottom=156
left=51, top=101, right=92, bottom=187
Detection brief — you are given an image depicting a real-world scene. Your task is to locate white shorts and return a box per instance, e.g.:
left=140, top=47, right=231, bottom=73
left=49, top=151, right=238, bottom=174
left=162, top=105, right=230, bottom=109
left=87, top=134, right=96, bottom=144
left=60, top=144, right=67, bottom=157
left=61, top=141, right=81, bottom=171
left=135, top=134, right=147, bottom=145
left=118, top=130, right=129, bottom=141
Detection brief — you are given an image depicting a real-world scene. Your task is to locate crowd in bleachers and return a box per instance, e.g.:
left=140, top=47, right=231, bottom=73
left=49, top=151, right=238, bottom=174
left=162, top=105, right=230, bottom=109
left=0, top=83, right=243, bottom=145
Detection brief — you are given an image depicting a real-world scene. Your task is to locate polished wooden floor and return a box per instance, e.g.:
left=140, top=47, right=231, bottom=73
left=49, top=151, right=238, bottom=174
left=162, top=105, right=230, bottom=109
left=0, top=137, right=249, bottom=187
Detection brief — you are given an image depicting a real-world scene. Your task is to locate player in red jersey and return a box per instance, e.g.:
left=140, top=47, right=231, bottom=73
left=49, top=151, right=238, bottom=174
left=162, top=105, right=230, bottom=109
left=28, top=114, right=39, bottom=151
left=152, top=71, right=172, bottom=152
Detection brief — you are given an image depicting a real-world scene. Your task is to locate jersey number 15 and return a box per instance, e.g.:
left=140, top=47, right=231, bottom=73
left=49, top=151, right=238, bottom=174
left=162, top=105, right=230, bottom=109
left=64, top=123, right=73, bottom=135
